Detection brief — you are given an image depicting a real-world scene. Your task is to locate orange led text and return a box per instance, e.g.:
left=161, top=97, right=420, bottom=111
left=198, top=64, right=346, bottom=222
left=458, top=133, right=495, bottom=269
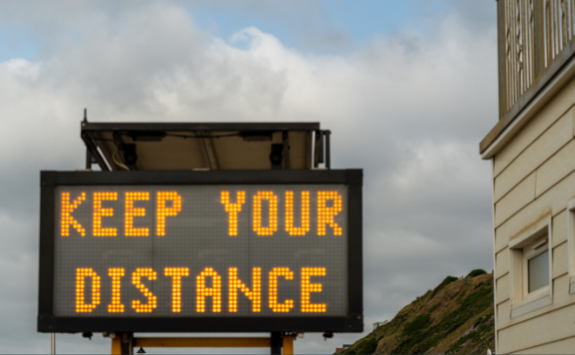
left=196, top=267, right=222, bottom=313
left=165, top=267, right=190, bottom=313
left=61, top=192, right=86, bottom=237
left=229, top=267, right=261, bottom=312
left=75, top=268, right=101, bottom=313
left=125, top=192, right=150, bottom=236
left=73, top=266, right=328, bottom=314
left=131, top=268, right=158, bottom=313
left=301, top=267, right=327, bottom=312
left=253, top=191, right=279, bottom=236
left=317, top=191, right=343, bottom=236
left=285, top=191, right=310, bottom=236
left=60, top=191, right=183, bottom=238
left=269, top=267, right=295, bottom=313
left=221, top=191, right=246, bottom=236
left=93, top=192, right=118, bottom=237
left=156, top=192, right=182, bottom=236
left=108, top=268, right=125, bottom=313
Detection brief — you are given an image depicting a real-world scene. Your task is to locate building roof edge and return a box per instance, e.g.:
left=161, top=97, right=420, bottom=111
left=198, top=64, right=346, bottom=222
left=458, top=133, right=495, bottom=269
left=480, top=39, right=575, bottom=159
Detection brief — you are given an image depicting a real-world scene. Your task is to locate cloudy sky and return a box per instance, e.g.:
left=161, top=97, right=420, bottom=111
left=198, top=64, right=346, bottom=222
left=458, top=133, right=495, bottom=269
left=0, top=1, right=497, bottom=353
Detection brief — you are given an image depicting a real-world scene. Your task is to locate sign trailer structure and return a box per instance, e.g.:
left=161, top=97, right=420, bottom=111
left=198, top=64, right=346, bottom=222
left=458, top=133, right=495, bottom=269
left=38, top=120, right=363, bottom=354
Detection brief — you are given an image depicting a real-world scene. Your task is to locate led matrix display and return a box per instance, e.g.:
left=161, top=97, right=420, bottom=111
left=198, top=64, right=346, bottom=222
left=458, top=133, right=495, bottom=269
left=53, top=184, right=348, bottom=317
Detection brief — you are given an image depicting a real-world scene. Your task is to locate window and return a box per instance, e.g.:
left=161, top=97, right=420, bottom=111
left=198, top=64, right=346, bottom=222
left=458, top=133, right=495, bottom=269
left=509, top=219, right=552, bottom=318
left=523, top=236, right=549, bottom=297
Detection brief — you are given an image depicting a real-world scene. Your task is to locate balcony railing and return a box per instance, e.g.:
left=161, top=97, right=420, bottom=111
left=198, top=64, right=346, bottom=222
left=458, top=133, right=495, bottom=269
left=498, top=0, right=575, bottom=119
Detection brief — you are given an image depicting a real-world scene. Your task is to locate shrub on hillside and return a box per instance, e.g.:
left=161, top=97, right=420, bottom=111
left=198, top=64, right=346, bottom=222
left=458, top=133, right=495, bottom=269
left=356, top=337, right=378, bottom=354
left=467, top=269, right=487, bottom=278
left=431, top=276, right=458, bottom=298
left=402, top=314, right=430, bottom=336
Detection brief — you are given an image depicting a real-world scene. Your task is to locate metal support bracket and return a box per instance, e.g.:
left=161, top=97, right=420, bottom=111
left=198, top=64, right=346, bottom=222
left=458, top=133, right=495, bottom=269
left=325, top=130, right=331, bottom=169
left=81, top=131, right=110, bottom=171
left=111, top=332, right=133, bottom=354
left=197, top=131, right=219, bottom=170
left=314, top=130, right=324, bottom=167
left=271, top=332, right=282, bottom=354
left=282, top=131, right=291, bottom=170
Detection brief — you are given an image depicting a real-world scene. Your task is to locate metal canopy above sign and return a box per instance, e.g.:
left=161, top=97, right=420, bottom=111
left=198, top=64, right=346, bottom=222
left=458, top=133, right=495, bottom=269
left=80, top=121, right=330, bottom=172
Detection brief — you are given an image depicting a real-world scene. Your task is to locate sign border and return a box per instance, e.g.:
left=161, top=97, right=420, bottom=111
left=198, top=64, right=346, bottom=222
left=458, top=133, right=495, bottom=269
left=38, top=169, right=363, bottom=333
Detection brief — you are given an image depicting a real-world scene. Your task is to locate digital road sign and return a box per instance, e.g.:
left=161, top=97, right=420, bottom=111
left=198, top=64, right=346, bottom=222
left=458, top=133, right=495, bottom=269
left=38, top=170, right=363, bottom=333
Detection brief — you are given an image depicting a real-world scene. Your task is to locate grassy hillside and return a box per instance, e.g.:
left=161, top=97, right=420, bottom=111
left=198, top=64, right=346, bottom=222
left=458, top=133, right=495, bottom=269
left=340, top=271, right=495, bottom=354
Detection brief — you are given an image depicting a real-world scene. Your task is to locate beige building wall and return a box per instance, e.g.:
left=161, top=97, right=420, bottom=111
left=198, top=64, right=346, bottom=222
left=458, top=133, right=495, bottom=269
left=492, top=74, right=575, bottom=354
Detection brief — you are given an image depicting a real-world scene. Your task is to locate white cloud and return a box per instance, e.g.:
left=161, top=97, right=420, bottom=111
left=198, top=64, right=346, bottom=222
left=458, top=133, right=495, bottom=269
left=0, top=1, right=496, bottom=353
left=1, top=58, right=40, bottom=80
left=392, top=141, right=483, bottom=190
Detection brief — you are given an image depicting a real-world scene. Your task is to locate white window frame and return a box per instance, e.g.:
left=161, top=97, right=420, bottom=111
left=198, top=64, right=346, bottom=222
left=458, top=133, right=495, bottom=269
left=567, top=199, right=575, bottom=293
left=509, top=217, right=553, bottom=318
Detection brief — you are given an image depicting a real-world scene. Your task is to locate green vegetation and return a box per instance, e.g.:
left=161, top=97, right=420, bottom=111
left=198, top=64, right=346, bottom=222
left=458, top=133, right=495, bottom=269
left=446, top=312, right=494, bottom=354
left=430, top=276, right=458, bottom=298
left=467, top=269, right=487, bottom=278
left=356, top=338, right=378, bottom=354
left=335, top=271, right=495, bottom=355
left=344, top=337, right=378, bottom=355
left=402, top=314, right=430, bottom=335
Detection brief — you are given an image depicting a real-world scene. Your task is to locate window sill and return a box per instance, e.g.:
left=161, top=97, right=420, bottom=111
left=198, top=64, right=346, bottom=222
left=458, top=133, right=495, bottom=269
left=511, top=288, right=551, bottom=318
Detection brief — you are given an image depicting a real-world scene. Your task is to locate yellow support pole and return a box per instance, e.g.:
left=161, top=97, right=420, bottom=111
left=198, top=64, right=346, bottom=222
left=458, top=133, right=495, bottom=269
left=111, top=336, right=122, bottom=355
left=133, top=337, right=271, bottom=348
left=282, top=335, right=294, bottom=355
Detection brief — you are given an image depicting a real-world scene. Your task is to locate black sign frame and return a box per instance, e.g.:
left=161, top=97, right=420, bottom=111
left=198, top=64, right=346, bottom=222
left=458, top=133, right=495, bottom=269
left=38, top=169, right=363, bottom=333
